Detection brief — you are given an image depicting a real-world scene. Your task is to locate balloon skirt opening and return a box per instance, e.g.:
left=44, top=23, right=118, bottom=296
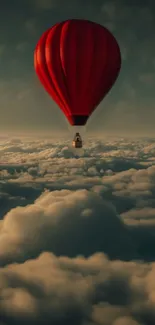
left=67, top=115, right=89, bottom=126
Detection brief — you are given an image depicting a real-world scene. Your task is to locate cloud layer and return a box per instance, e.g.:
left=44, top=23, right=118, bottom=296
left=0, top=251, right=154, bottom=325
left=0, top=135, right=155, bottom=324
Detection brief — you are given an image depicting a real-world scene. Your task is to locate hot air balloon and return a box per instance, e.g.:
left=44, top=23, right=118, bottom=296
left=34, top=19, right=121, bottom=148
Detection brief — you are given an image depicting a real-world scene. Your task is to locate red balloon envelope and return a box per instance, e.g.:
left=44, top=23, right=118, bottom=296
left=34, top=19, right=121, bottom=126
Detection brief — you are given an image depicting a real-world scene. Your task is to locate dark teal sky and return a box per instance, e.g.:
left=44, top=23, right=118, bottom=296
left=0, top=0, right=155, bottom=135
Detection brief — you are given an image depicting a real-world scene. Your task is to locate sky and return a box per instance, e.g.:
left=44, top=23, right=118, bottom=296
left=0, top=0, right=155, bottom=135
left=1, top=2, right=155, bottom=324
left=1, top=134, right=155, bottom=324
left=1, top=3, right=155, bottom=323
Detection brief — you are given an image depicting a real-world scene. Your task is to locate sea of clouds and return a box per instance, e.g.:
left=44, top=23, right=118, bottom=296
left=0, top=135, right=155, bottom=324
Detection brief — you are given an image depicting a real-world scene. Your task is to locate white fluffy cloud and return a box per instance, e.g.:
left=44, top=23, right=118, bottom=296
left=0, top=252, right=154, bottom=324
left=1, top=135, right=155, bottom=324
left=0, top=188, right=137, bottom=265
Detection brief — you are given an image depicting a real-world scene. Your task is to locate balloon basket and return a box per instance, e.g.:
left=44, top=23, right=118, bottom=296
left=72, top=132, right=83, bottom=148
